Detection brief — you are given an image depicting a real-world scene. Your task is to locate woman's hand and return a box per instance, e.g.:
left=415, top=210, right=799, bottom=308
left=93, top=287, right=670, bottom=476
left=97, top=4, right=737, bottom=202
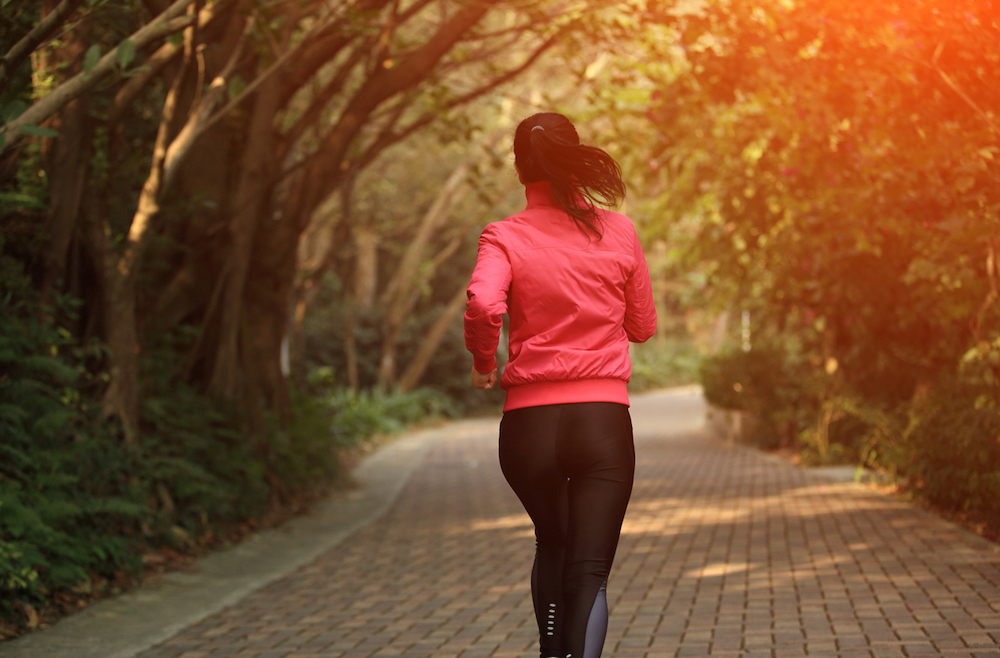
left=471, top=366, right=498, bottom=390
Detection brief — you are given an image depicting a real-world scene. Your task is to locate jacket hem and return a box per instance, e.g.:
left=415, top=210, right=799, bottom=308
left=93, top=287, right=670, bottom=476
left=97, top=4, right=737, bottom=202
left=502, top=378, right=629, bottom=412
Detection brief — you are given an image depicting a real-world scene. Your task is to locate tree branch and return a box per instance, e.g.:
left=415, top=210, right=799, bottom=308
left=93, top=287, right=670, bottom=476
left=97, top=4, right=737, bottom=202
left=354, top=30, right=560, bottom=173
left=280, top=38, right=370, bottom=156
left=194, top=8, right=344, bottom=141
left=1, top=0, right=197, bottom=153
left=163, top=16, right=253, bottom=190
left=0, top=0, right=85, bottom=95
left=901, top=41, right=1000, bottom=137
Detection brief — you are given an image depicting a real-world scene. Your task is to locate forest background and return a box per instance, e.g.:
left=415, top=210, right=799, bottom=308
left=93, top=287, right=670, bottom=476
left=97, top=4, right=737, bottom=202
left=1, top=0, right=998, bottom=637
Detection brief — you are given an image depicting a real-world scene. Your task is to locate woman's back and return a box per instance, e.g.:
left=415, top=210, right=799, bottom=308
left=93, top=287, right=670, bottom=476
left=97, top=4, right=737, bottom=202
left=465, top=180, right=655, bottom=410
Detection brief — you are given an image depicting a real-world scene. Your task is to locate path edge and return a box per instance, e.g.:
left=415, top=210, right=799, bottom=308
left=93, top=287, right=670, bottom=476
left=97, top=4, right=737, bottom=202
left=0, top=422, right=467, bottom=658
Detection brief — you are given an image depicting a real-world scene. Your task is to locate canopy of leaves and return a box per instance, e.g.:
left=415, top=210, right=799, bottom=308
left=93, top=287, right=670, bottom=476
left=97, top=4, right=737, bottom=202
left=621, top=0, right=999, bottom=400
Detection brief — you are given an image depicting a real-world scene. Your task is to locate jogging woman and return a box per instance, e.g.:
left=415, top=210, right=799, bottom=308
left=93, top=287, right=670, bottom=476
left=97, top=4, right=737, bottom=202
left=464, top=112, right=657, bottom=658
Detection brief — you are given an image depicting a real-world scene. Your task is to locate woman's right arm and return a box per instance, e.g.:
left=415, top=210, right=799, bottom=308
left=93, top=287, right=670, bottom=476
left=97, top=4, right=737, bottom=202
left=464, top=225, right=512, bottom=375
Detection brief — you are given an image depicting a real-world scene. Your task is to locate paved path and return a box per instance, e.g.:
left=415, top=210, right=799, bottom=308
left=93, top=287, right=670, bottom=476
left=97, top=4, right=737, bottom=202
left=3, top=388, right=999, bottom=657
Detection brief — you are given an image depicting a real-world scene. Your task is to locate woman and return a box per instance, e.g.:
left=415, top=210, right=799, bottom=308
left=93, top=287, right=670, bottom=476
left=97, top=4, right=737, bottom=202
left=464, top=112, right=657, bottom=658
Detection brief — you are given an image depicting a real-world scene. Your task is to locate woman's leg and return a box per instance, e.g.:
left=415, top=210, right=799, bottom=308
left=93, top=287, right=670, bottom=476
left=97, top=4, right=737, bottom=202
left=559, top=403, right=634, bottom=658
left=499, top=403, right=634, bottom=658
left=499, top=407, right=568, bottom=658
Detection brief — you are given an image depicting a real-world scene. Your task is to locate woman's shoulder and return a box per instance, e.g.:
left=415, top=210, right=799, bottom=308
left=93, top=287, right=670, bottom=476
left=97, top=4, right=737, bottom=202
left=598, top=209, right=640, bottom=242
left=600, top=208, right=636, bottom=227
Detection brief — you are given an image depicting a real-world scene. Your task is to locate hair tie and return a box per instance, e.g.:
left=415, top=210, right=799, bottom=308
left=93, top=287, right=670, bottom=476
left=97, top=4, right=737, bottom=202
left=531, top=125, right=545, bottom=132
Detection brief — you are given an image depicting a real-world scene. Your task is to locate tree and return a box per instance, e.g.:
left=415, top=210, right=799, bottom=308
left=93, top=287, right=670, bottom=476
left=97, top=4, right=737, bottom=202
left=1, top=0, right=634, bottom=439
left=621, top=0, right=999, bottom=481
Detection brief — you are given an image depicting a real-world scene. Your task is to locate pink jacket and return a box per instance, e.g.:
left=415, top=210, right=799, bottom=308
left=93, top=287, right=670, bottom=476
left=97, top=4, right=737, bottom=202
left=464, top=181, right=657, bottom=411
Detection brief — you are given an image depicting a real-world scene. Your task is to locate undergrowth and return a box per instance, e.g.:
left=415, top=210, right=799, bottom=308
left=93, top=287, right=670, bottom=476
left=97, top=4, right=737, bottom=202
left=701, top=344, right=1000, bottom=540
left=628, top=338, right=701, bottom=393
left=0, top=250, right=457, bottom=636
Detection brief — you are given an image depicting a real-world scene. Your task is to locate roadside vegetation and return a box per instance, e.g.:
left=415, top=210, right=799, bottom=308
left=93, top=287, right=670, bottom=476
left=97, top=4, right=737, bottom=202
left=656, top=0, right=999, bottom=540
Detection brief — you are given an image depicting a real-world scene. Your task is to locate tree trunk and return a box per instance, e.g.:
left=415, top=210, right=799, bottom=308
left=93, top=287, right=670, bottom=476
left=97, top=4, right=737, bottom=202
left=346, top=226, right=378, bottom=391
left=397, top=285, right=467, bottom=393
left=99, top=40, right=191, bottom=441
left=38, top=0, right=89, bottom=306
left=101, top=5, right=245, bottom=439
left=354, top=227, right=379, bottom=312
left=100, top=254, right=143, bottom=440
left=205, top=73, right=283, bottom=405
left=238, top=176, right=306, bottom=422
left=377, top=163, right=468, bottom=390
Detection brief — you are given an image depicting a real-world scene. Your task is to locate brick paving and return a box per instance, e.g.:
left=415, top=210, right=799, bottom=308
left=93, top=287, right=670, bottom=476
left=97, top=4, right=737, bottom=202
left=132, top=389, right=1000, bottom=658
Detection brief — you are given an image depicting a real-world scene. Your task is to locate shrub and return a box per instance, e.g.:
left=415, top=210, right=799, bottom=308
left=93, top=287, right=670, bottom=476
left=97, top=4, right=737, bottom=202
left=699, top=346, right=808, bottom=449
left=0, top=251, right=144, bottom=617
left=902, top=379, right=1000, bottom=533
left=324, top=386, right=459, bottom=447
left=628, top=339, right=701, bottom=392
left=137, top=371, right=269, bottom=541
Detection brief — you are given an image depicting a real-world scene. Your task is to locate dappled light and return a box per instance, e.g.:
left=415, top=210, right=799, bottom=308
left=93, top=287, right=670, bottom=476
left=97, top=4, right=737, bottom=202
left=113, top=392, right=998, bottom=656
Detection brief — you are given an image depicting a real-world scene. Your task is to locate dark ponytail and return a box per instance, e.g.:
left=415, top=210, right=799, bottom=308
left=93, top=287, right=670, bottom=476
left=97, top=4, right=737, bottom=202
left=513, top=112, right=626, bottom=239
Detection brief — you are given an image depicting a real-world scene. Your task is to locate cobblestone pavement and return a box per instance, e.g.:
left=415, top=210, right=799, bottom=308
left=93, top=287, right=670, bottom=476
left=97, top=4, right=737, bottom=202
left=19, top=388, right=1000, bottom=657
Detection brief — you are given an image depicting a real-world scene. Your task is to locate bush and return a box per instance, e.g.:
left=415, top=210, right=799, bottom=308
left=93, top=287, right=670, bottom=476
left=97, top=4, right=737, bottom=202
left=628, top=339, right=701, bottom=392
left=3, top=248, right=453, bottom=632
left=699, top=330, right=1000, bottom=537
left=0, top=251, right=144, bottom=617
left=699, top=346, right=808, bottom=449
left=137, top=361, right=270, bottom=540
left=902, top=379, right=1000, bottom=532
left=324, top=386, right=460, bottom=446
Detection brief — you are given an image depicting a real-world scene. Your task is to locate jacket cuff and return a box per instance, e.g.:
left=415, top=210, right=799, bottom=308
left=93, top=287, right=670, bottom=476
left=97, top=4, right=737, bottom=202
left=473, top=355, right=496, bottom=374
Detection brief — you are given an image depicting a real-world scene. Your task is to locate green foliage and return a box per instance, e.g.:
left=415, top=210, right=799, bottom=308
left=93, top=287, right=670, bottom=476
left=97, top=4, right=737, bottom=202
left=628, top=339, right=701, bottom=392
left=137, top=354, right=269, bottom=538
left=617, top=0, right=1000, bottom=532
left=323, top=387, right=459, bottom=447
left=0, top=244, right=437, bottom=628
left=257, top=390, right=346, bottom=501
left=116, top=40, right=136, bottom=70
left=82, top=45, right=101, bottom=74
left=903, top=380, right=1000, bottom=530
left=0, top=247, right=143, bottom=615
left=700, top=345, right=808, bottom=450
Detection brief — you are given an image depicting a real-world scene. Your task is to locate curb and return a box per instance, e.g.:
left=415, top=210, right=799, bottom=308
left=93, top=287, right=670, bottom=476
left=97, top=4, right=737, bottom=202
left=0, top=421, right=476, bottom=658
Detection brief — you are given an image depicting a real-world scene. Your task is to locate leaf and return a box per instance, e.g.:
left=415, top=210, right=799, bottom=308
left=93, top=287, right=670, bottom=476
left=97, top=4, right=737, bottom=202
left=0, top=192, right=45, bottom=209
left=226, top=75, right=247, bottom=101
left=116, top=39, right=136, bottom=70
left=954, top=175, right=976, bottom=193
left=1, top=99, right=27, bottom=123
left=16, top=124, right=59, bottom=138
left=83, top=44, right=101, bottom=74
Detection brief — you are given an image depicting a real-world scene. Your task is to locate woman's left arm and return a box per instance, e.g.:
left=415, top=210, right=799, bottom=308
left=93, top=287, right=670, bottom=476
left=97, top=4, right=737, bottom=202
left=623, top=229, right=657, bottom=343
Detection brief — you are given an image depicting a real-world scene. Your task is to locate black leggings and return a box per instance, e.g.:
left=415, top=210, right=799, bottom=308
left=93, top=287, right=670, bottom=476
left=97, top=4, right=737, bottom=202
left=499, top=402, right=635, bottom=658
